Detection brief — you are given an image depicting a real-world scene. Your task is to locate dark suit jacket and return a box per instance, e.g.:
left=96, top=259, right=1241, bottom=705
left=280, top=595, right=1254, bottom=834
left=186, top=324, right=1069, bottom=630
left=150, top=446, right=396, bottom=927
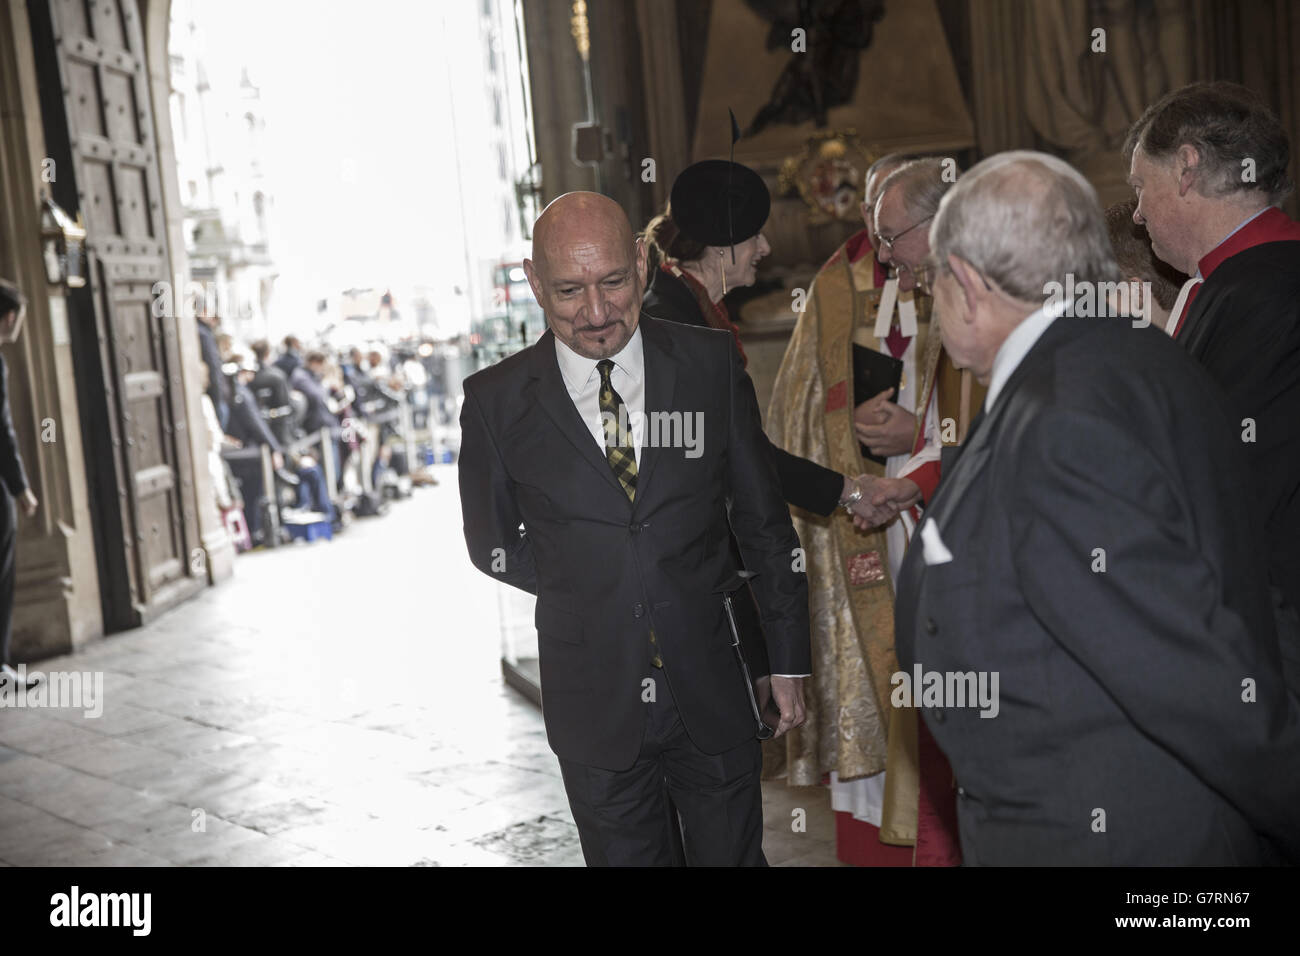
left=642, top=267, right=843, bottom=516
left=459, top=317, right=811, bottom=770
left=0, top=354, right=30, bottom=500
left=895, top=316, right=1300, bottom=865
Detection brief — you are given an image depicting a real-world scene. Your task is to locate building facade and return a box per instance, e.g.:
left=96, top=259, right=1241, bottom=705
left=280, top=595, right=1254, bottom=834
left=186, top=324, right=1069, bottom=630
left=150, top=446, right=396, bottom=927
left=168, top=0, right=277, bottom=346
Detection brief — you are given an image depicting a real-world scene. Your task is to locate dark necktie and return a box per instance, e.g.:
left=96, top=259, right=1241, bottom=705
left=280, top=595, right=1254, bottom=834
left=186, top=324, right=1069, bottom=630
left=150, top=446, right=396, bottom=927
left=597, top=359, right=637, bottom=502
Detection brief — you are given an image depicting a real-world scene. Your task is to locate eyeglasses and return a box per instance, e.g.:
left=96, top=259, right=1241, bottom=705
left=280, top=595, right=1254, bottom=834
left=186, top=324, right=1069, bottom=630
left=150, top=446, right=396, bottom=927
left=913, top=259, right=991, bottom=296
left=874, top=214, right=933, bottom=253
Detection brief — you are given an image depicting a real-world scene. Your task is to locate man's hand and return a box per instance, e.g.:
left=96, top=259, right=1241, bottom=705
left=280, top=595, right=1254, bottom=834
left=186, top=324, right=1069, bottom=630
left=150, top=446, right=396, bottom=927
left=850, top=476, right=921, bottom=530
left=272, top=451, right=285, bottom=471
left=18, top=489, right=37, bottom=518
left=854, top=389, right=917, bottom=459
left=769, top=675, right=807, bottom=738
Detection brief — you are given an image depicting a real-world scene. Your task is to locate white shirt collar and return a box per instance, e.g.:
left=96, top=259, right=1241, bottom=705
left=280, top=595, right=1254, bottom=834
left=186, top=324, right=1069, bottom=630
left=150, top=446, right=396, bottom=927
left=553, top=325, right=644, bottom=392
left=985, top=298, right=1067, bottom=410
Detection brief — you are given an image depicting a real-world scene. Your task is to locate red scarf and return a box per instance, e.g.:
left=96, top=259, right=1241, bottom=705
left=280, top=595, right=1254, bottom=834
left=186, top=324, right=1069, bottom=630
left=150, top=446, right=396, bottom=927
left=662, top=261, right=748, bottom=368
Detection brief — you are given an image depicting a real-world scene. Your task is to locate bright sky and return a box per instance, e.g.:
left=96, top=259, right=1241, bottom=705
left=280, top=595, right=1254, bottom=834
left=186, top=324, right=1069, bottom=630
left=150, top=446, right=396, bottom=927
left=181, top=0, right=493, bottom=336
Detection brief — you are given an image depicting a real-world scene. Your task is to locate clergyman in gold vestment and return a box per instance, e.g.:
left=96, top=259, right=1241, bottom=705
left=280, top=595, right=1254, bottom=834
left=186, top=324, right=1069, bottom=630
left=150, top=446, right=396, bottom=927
left=766, top=156, right=979, bottom=865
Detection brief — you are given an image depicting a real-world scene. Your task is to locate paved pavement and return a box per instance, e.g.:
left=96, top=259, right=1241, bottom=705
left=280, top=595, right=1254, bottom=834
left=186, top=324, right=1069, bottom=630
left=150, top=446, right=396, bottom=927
left=0, top=466, right=836, bottom=866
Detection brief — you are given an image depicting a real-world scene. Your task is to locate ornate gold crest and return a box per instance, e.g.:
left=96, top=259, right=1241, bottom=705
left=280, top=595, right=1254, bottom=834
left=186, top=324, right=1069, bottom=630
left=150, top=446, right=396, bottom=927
left=779, top=130, right=880, bottom=224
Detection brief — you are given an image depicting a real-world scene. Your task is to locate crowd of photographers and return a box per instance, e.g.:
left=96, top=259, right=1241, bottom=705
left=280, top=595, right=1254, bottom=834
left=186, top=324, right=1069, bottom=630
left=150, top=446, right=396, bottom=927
left=195, top=315, right=448, bottom=550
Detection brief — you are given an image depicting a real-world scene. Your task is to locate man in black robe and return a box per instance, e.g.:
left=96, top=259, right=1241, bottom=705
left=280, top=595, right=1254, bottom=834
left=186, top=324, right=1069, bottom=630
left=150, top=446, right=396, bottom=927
left=1126, top=81, right=1300, bottom=688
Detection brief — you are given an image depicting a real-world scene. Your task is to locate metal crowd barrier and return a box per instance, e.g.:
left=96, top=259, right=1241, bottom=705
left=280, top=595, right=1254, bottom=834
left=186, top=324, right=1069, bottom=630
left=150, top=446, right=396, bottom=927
left=222, top=427, right=339, bottom=547
left=350, top=393, right=417, bottom=493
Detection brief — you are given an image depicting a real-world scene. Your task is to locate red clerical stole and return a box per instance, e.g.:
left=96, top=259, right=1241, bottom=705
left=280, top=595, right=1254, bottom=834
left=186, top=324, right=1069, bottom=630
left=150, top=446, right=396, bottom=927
left=1172, top=207, right=1300, bottom=338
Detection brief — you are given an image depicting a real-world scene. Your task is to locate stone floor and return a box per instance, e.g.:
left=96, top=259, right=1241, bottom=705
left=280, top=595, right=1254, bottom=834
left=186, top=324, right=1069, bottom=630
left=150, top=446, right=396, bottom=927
left=0, top=465, right=838, bottom=866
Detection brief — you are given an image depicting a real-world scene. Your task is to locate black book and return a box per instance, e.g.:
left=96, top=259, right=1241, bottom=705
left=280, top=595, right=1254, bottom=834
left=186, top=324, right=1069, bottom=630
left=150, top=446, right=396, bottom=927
left=853, top=343, right=904, bottom=464
left=715, top=571, right=781, bottom=739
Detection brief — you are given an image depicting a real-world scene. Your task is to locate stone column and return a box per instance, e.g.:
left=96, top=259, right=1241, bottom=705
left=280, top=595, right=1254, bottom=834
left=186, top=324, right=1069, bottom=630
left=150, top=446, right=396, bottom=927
left=141, top=0, right=234, bottom=585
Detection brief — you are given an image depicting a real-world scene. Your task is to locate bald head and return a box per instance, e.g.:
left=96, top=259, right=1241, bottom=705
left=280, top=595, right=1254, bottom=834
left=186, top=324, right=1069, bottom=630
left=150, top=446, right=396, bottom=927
left=532, top=192, right=634, bottom=268
left=524, top=191, right=648, bottom=359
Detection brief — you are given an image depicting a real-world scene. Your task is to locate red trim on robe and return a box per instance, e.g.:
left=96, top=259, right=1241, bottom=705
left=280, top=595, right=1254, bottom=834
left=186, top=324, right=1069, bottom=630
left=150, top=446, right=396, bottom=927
left=907, top=460, right=942, bottom=506
left=834, top=715, right=961, bottom=866
left=825, top=380, right=848, bottom=413
left=835, top=815, right=916, bottom=866
left=842, top=228, right=874, bottom=267
left=1173, top=208, right=1300, bottom=338
left=914, top=715, right=962, bottom=866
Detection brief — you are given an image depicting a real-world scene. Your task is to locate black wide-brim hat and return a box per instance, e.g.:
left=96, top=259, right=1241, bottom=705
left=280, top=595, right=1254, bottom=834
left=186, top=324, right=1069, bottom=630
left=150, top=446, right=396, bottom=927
left=669, top=160, right=771, bottom=248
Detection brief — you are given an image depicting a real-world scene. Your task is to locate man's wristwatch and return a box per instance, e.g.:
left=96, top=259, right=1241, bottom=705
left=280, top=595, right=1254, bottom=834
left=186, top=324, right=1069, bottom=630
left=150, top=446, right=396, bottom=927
left=839, top=478, right=863, bottom=514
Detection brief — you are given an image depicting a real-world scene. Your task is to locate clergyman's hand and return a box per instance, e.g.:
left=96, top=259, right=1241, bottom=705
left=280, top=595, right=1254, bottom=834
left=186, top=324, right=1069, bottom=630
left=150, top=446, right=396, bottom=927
left=850, top=476, right=921, bottom=530
left=853, top=388, right=894, bottom=428
left=18, top=489, right=37, bottom=518
left=854, top=393, right=917, bottom=459
left=769, top=675, right=807, bottom=738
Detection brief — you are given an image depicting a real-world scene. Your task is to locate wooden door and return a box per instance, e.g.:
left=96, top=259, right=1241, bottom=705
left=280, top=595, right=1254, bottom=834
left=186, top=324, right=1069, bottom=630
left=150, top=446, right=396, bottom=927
left=31, top=0, right=202, bottom=628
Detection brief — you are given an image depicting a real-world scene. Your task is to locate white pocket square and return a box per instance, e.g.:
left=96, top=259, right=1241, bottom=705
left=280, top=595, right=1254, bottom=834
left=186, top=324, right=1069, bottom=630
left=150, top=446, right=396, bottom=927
left=919, top=518, right=954, bottom=566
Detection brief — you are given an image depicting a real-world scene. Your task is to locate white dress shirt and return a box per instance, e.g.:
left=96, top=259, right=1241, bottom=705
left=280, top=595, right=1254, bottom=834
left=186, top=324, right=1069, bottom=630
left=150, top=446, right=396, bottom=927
left=553, top=327, right=806, bottom=679
left=554, top=326, right=646, bottom=465
left=985, top=298, right=1068, bottom=411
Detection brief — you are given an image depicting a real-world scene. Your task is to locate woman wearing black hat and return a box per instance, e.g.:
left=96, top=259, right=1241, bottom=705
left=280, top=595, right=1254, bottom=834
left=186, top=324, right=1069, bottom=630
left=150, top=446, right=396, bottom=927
left=642, top=160, right=865, bottom=518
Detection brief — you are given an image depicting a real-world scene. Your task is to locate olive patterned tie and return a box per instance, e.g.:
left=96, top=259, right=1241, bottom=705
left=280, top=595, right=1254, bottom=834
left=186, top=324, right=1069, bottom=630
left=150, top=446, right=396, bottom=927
left=596, top=359, right=637, bottom=502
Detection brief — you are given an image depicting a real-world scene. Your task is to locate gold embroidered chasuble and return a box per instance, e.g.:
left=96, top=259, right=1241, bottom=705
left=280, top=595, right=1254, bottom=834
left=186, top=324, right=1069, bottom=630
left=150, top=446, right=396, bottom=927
left=765, top=235, right=945, bottom=844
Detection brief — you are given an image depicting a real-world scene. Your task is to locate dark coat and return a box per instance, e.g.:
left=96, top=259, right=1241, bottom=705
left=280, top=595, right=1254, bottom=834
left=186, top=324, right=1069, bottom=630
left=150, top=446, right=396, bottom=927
left=196, top=321, right=229, bottom=416
left=273, top=350, right=302, bottom=379
left=251, top=363, right=294, bottom=447
left=459, top=318, right=811, bottom=769
left=290, top=367, right=339, bottom=438
left=0, top=355, right=29, bottom=499
left=642, top=268, right=843, bottom=516
left=1179, top=240, right=1300, bottom=684
left=226, top=381, right=280, bottom=453
left=895, top=316, right=1300, bottom=865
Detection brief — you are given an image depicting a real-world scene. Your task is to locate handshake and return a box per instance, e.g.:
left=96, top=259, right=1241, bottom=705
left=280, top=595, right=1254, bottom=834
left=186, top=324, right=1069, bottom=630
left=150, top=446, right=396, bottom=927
left=840, top=473, right=922, bottom=531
